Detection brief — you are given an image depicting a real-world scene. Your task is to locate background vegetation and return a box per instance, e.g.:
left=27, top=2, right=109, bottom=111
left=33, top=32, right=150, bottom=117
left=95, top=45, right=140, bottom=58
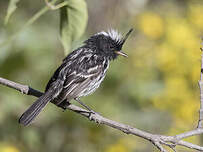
left=0, top=0, right=203, bottom=151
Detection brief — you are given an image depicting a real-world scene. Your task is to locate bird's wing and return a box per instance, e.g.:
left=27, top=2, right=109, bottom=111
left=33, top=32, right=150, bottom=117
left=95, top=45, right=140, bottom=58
left=46, top=47, right=107, bottom=104
left=58, top=64, right=104, bottom=101
left=45, top=47, right=85, bottom=92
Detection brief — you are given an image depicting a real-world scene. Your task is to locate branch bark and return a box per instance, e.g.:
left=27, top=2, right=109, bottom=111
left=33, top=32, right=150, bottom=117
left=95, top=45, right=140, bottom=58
left=0, top=77, right=203, bottom=152
left=198, top=44, right=203, bottom=128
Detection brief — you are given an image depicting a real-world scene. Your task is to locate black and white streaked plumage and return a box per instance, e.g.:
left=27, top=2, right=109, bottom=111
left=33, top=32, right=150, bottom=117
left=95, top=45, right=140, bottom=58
left=19, top=28, right=133, bottom=126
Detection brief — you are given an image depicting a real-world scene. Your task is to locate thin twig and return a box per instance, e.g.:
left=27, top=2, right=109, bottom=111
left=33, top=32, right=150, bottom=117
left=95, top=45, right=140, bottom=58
left=0, top=77, right=203, bottom=151
left=0, top=0, right=59, bottom=48
left=45, top=0, right=68, bottom=10
left=198, top=40, right=203, bottom=128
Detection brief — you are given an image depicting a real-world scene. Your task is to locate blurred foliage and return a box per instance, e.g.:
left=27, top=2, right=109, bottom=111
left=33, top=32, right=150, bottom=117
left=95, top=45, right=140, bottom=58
left=4, top=0, right=20, bottom=25
left=60, top=0, right=88, bottom=55
left=0, top=0, right=203, bottom=152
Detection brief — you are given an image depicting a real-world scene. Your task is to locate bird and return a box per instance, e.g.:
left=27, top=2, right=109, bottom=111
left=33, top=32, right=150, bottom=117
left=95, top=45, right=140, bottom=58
left=19, top=28, right=133, bottom=126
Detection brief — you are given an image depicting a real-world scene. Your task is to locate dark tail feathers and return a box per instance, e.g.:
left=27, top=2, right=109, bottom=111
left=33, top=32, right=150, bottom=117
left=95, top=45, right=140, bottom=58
left=19, top=80, right=63, bottom=126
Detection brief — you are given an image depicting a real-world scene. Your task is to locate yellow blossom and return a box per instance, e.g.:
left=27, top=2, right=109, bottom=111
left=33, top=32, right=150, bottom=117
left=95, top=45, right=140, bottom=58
left=139, top=12, right=164, bottom=39
left=188, top=3, right=203, bottom=30
left=1, top=146, right=19, bottom=152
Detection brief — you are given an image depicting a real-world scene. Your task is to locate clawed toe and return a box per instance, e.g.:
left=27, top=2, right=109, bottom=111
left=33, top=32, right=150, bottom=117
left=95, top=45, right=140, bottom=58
left=89, top=110, right=100, bottom=115
left=88, top=111, right=102, bottom=124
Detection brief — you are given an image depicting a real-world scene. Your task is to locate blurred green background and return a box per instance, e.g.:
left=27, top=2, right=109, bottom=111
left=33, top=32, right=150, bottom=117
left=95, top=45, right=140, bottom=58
left=0, top=0, right=203, bottom=152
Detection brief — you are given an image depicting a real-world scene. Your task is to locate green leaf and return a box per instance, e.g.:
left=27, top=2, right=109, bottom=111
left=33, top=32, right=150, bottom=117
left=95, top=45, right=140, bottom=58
left=60, top=0, right=88, bottom=55
left=4, top=0, right=20, bottom=25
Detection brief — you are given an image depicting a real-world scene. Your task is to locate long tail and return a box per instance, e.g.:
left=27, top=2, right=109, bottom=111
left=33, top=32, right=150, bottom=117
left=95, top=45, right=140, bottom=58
left=19, top=80, right=63, bottom=126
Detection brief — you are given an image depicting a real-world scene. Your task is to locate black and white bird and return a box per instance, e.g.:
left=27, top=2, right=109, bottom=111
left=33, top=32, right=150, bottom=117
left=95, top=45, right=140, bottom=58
left=19, top=28, right=133, bottom=126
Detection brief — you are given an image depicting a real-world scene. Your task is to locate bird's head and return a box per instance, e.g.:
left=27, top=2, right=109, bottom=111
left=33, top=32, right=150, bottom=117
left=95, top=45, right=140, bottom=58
left=84, top=29, right=133, bottom=60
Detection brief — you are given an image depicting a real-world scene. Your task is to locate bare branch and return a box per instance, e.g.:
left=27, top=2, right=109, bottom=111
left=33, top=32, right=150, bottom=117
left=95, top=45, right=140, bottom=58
left=198, top=41, right=203, bottom=128
left=153, top=141, right=168, bottom=152
left=0, top=77, right=203, bottom=151
left=0, top=77, right=43, bottom=97
left=175, top=128, right=203, bottom=139
left=176, top=140, right=203, bottom=151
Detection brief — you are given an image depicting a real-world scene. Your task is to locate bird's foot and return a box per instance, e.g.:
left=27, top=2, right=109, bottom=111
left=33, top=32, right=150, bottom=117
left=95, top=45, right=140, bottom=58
left=89, top=109, right=100, bottom=115
left=58, top=102, right=71, bottom=111
left=88, top=110, right=102, bottom=124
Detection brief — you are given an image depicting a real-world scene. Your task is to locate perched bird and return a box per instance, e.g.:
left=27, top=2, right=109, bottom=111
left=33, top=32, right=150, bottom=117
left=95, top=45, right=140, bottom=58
left=19, top=28, right=133, bottom=126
